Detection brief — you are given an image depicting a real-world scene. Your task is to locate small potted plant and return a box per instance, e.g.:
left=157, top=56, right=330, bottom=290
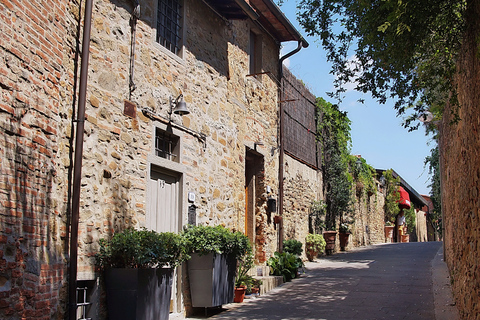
left=384, top=220, right=395, bottom=242
left=182, top=225, right=251, bottom=307
left=283, top=238, right=303, bottom=256
left=305, top=233, right=326, bottom=261
left=267, top=251, right=303, bottom=282
left=95, top=228, right=187, bottom=320
left=234, top=249, right=254, bottom=303
left=250, top=278, right=263, bottom=295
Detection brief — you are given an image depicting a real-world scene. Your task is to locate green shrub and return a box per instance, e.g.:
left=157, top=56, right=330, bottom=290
left=283, top=239, right=303, bottom=256
left=96, top=228, right=188, bottom=269
left=182, top=225, right=251, bottom=260
left=267, top=252, right=303, bottom=282
left=305, top=233, right=326, bottom=261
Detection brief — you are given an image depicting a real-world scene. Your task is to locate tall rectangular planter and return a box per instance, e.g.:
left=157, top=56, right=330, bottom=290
left=187, top=253, right=236, bottom=307
left=105, top=268, right=173, bottom=320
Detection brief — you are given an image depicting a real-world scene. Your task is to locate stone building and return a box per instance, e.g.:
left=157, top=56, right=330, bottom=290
left=1, top=0, right=324, bottom=318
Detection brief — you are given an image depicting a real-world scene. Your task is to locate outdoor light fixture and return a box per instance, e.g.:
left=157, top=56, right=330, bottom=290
left=418, top=111, right=433, bottom=123
left=169, top=94, right=190, bottom=116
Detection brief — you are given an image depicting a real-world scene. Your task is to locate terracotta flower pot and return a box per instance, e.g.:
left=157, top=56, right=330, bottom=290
left=234, top=286, right=247, bottom=303
left=384, top=226, right=394, bottom=243
left=323, top=231, right=337, bottom=255
left=306, top=248, right=318, bottom=261
left=339, top=232, right=350, bottom=251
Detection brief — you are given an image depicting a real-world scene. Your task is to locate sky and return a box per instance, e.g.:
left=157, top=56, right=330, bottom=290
left=278, top=1, right=434, bottom=196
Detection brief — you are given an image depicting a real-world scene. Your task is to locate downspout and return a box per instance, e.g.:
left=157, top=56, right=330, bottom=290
left=68, top=0, right=93, bottom=318
left=277, top=39, right=308, bottom=252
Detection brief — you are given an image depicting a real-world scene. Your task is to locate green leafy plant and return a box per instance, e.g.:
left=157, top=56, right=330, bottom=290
left=305, top=233, right=326, bottom=261
left=267, top=252, right=303, bottom=282
left=95, top=228, right=188, bottom=270
left=350, top=156, right=377, bottom=198
left=310, top=200, right=326, bottom=233
left=283, top=239, right=303, bottom=256
left=403, top=205, right=417, bottom=232
left=383, top=169, right=401, bottom=224
left=235, top=249, right=254, bottom=289
left=316, top=98, right=354, bottom=230
left=182, top=225, right=251, bottom=261
left=297, top=0, right=466, bottom=129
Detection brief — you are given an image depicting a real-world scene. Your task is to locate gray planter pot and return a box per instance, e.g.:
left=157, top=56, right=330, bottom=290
left=187, top=253, right=236, bottom=307
left=105, top=268, right=173, bottom=320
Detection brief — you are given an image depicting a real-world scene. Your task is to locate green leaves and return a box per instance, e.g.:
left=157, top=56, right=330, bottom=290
left=95, top=228, right=188, bottom=269
left=316, top=98, right=353, bottom=229
left=182, top=225, right=251, bottom=260
left=267, top=252, right=303, bottom=282
left=283, top=239, right=304, bottom=256
left=305, top=233, right=326, bottom=253
left=298, top=0, right=466, bottom=128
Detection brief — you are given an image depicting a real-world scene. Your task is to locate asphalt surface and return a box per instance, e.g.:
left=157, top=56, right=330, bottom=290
left=188, top=242, right=459, bottom=320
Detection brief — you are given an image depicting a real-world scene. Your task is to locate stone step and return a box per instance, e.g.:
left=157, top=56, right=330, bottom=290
left=248, top=265, right=270, bottom=277
left=254, top=275, right=283, bottom=295
left=245, top=265, right=283, bottom=296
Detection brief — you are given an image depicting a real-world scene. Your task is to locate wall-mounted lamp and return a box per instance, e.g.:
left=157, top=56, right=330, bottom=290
left=169, top=94, right=190, bottom=116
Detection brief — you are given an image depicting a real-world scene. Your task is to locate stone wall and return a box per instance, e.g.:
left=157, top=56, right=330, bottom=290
left=77, top=0, right=285, bottom=316
left=440, top=1, right=480, bottom=317
left=350, top=188, right=386, bottom=248
left=283, top=155, right=322, bottom=260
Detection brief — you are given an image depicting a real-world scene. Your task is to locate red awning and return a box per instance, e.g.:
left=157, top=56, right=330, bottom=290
left=396, top=186, right=411, bottom=209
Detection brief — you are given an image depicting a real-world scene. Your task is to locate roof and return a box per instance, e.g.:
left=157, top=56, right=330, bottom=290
left=376, top=169, right=429, bottom=208
left=202, top=0, right=308, bottom=46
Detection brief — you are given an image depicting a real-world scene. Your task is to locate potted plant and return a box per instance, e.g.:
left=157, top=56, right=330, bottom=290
left=182, top=225, right=251, bottom=307
left=305, top=233, right=326, bottom=261
left=323, top=228, right=337, bottom=255
left=283, top=238, right=304, bottom=256
left=267, top=251, right=303, bottom=282
left=338, top=223, right=351, bottom=251
left=250, top=278, right=263, bottom=295
left=95, top=228, right=187, bottom=320
left=234, top=249, right=254, bottom=303
left=384, top=221, right=395, bottom=242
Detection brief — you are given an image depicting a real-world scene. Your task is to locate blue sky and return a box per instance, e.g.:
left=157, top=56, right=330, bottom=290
left=279, top=1, right=433, bottom=195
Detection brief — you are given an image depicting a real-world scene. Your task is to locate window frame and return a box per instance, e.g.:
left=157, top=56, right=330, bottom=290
left=154, top=0, right=185, bottom=60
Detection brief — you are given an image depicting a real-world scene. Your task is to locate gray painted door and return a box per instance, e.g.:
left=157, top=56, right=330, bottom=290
left=148, top=169, right=179, bottom=233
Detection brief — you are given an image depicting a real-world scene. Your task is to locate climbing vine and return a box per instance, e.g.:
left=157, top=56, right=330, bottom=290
left=316, top=98, right=353, bottom=230
left=349, top=155, right=376, bottom=199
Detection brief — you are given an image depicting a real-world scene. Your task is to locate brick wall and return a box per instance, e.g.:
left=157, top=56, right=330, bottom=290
left=0, top=0, right=76, bottom=318
left=440, top=1, right=480, bottom=318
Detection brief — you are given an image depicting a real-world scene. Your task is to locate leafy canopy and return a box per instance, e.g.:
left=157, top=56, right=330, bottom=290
left=297, top=0, right=466, bottom=129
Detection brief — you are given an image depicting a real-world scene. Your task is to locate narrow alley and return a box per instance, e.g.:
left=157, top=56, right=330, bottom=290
left=189, top=242, right=458, bottom=320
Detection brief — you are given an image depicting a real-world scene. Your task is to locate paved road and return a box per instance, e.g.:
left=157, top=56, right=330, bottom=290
left=189, top=242, right=457, bottom=320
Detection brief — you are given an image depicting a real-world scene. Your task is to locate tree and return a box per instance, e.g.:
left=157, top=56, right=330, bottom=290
left=297, top=0, right=466, bottom=129
left=383, top=169, right=400, bottom=224
left=316, top=98, right=353, bottom=230
left=424, top=142, right=442, bottom=238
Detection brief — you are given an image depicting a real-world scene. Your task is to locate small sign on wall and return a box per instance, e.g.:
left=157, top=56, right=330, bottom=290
left=124, top=100, right=136, bottom=118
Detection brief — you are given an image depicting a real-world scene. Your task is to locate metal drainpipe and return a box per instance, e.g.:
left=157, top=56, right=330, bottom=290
left=68, top=0, right=93, bottom=318
left=277, top=39, right=308, bottom=252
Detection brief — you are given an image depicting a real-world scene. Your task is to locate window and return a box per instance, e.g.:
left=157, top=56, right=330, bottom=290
left=157, top=0, right=182, bottom=55
left=155, top=128, right=179, bottom=162
left=249, top=31, right=262, bottom=76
